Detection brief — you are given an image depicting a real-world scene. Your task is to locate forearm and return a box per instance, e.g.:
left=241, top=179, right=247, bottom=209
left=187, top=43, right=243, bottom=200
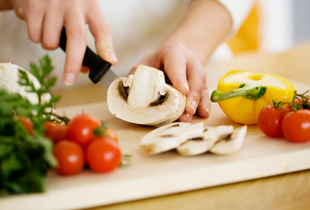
left=160, top=0, right=232, bottom=64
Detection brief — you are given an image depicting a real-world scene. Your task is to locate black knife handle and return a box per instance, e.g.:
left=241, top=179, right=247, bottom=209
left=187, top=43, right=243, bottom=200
left=59, top=27, right=111, bottom=84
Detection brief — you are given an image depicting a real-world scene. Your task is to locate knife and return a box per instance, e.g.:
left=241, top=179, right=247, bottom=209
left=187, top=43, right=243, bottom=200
left=59, top=27, right=118, bottom=87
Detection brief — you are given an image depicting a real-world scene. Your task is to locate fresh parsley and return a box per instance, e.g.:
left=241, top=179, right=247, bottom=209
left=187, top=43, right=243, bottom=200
left=0, top=55, right=63, bottom=195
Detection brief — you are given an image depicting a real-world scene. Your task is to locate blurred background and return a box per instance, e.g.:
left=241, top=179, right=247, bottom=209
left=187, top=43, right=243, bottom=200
left=229, top=0, right=309, bottom=54
left=1, top=0, right=310, bottom=93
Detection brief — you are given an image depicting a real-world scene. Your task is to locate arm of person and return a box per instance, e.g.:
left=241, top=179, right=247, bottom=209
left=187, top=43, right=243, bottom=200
left=130, top=0, right=236, bottom=122
left=0, top=0, right=117, bottom=85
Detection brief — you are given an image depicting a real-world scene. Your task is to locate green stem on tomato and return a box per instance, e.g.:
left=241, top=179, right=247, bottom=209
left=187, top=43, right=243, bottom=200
left=211, top=84, right=267, bottom=102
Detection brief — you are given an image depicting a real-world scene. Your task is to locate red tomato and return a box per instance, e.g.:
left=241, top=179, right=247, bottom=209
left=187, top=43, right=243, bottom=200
left=86, top=139, right=121, bottom=173
left=66, top=114, right=100, bottom=147
left=258, top=105, right=286, bottom=138
left=282, top=110, right=310, bottom=143
left=54, top=140, right=85, bottom=175
left=92, top=127, right=118, bottom=144
left=104, top=128, right=118, bottom=143
left=287, top=98, right=310, bottom=111
left=43, top=121, right=57, bottom=134
left=43, top=122, right=68, bottom=144
left=19, top=117, right=34, bottom=135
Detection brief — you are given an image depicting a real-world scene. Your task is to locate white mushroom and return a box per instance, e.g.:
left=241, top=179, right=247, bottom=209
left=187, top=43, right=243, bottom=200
left=107, top=65, right=186, bottom=126
left=161, top=122, right=204, bottom=139
left=210, top=126, right=247, bottom=155
left=0, top=63, right=51, bottom=104
left=177, top=125, right=234, bottom=156
left=140, top=122, right=204, bottom=155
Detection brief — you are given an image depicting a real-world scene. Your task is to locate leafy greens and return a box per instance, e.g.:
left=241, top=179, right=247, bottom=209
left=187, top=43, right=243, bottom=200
left=0, top=55, right=61, bottom=195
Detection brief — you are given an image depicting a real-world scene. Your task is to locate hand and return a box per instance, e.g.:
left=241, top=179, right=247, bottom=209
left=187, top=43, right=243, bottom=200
left=10, top=0, right=117, bottom=85
left=129, top=42, right=211, bottom=122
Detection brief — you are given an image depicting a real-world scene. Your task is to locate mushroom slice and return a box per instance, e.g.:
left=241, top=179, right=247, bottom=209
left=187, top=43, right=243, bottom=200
left=176, top=125, right=234, bottom=156
left=107, top=65, right=186, bottom=126
left=161, top=122, right=204, bottom=139
left=140, top=122, right=191, bottom=155
left=210, top=126, right=247, bottom=155
left=0, top=63, right=51, bottom=104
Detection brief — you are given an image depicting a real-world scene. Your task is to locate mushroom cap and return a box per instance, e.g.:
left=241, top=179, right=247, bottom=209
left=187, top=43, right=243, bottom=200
left=107, top=65, right=186, bottom=125
left=0, top=63, right=51, bottom=104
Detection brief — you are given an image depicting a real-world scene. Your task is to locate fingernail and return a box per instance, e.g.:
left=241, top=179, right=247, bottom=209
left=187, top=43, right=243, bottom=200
left=188, top=114, right=193, bottom=121
left=205, top=107, right=210, bottom=117
left=107, top=52, right=118, bottom=63
left=64, top=73, right=76, bottom=86
left=191, top=100, right=198, bottom=114
left=185, top=113, right=190, bottom=122
left=184, top=82, right=189, bottom=94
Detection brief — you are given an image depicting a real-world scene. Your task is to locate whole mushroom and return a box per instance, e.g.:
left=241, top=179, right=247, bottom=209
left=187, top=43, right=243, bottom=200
left=0, top=63, right=51, bottom=104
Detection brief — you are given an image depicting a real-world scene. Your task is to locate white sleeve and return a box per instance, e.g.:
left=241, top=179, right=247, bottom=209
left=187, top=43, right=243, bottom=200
left=217, top=0, right=256, bottom=38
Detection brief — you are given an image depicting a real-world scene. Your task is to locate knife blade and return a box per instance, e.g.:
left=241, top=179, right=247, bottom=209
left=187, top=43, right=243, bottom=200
left=59, top=27, right=118, bottom=87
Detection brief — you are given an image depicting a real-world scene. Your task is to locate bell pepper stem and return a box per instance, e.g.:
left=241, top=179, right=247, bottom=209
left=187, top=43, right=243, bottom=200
left=211, top=85, right=267, bottom=102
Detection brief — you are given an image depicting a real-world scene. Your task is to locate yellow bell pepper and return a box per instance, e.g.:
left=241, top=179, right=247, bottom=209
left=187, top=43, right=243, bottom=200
left=211, top=70, right=295, bottom=125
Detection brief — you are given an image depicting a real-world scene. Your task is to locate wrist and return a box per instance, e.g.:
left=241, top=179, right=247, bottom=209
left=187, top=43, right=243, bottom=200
left=160, top=0, right=232, bottom=64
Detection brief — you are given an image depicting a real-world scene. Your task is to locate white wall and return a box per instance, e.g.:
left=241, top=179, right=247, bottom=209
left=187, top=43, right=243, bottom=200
left=259, top=0, right=294, bottom=53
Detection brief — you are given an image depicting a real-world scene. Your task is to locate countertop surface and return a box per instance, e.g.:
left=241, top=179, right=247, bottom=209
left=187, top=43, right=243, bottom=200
left=53, top=43, right=310, bottom=210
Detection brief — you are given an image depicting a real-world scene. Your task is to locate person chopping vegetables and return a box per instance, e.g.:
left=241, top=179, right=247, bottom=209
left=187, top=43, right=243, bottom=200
left=0, top=0, right=255, bottom=122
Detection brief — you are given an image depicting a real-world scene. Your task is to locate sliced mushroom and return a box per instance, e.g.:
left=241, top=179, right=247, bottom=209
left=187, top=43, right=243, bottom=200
left=140, top=122, right=199, bottom=155
left=177, top=125, right=234, bottom=156
left=0, top=63, right=51, bottom=104
left=209, top=126, right=247, bottom=155
left=107, top=65, right=186, bottom=125
left=161, top=122, right=204, bottom=139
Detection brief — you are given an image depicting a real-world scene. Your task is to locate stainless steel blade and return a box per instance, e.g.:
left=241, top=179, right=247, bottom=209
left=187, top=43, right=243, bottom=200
left=101, top=69, right=119, bottom=88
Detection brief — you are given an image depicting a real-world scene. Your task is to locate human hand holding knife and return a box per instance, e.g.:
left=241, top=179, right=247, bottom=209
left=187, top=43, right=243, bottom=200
left=59, top=27, right=118, bottom=87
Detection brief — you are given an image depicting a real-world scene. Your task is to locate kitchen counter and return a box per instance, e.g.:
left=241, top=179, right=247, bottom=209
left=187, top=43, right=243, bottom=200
left=53, top=42, right=310, bottom=210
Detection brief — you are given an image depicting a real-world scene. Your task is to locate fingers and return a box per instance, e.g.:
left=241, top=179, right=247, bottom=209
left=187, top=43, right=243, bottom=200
left=80, top=66, right=90, bottom=74
left=24, top=0, right=45, bottom=43
left=178, top=112, right=193, bottom=122
left=184, top=59, right=206, bottom=116
left=197, top=87, right=211, bottom=118
left=62, top=8, right=87, bottom=85
left=160, top=44, right=189, bottom=95
left=41, top=1, right=64, bottom=50
left=87, top=1, right=117, bottom=65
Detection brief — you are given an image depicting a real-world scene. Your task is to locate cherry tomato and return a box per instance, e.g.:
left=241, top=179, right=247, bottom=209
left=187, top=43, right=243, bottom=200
left=43, top=121, right=57, bottom=134
left=54, top=140, right=85, bottom=175
left=86, top=139, right=121, bottom=173
left=104, top=128, right=118, bottom=143
left=258, top=105, right=286, bottom=138
left=66, top=114, right=100, bottom=147
left=43, top=122, right=68, bottom=144
left=19, top=117, right=34, bottom=135
left=93, top=127, right=118, bottom=143
left=282, top=110, right=310, bottom=143
left=287, top=98, right=310, bottom=111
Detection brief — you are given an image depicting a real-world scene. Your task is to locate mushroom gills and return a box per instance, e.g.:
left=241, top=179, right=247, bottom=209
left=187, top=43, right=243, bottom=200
left=107, top=65, right=186, bottom=125
left=140, top=122, right=192, bottom=155
left=176, top=125, right=234, bottom=156
left=210, top=126, right=247, bottom=155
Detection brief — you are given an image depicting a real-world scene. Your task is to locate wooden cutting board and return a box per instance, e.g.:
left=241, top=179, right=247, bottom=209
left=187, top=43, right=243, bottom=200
left=2, top=80, right=310, bottom=210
